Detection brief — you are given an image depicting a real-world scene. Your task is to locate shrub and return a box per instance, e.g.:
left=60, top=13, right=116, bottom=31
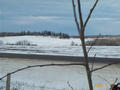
left=71, top=41, right=79, bottom=46
left=6, top=40, right=37, bottom=46
left=16, top=40, right=31, bottom=46
left=15, top=40, right=37, bottom=46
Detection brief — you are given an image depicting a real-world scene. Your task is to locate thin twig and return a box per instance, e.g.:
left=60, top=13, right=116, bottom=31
left=91, top=53, right=96, bottom=71
left=0, top=63, right=85, bottom=81
left=87, top=34, right=101, bottom=53
left=72, top=0, right=81, bottom=36
left=91, top=62, right=118, bottom=72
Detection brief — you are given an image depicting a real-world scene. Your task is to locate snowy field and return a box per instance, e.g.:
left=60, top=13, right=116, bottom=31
left=0, top=36, right=120, bottom=58
left=0, top=36, right=120, bottom=90
left=0, top=58, right=120, bottom=90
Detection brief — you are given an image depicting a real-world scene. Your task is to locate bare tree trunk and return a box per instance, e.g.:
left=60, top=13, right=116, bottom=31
left=81, top=34, right=93, bottom=90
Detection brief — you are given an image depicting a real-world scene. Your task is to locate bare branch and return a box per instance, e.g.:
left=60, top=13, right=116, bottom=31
left=77, top=0, right=84, bottom=29
left=91, top=62, right=118, bottom=73
left=72, top=0, right=81, bottom=36
left=84, top=0, right=99, bottom=28
left=81, top=0, right=99, bottom=32
left=0, top=63, right=85, bottom=81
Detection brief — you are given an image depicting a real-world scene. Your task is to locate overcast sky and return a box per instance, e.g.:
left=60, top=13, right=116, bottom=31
left=0, top=0, right=120, bottom=35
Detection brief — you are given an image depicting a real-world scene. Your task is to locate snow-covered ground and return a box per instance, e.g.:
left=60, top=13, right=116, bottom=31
left=0, top=58, right=120, bottom=90
left=0, top=36, right=120, bottom=58
left=0, top=36, right=120, bottom=90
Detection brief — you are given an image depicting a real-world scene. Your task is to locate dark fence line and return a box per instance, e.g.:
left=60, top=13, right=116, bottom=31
left=0, top=53, right=120, bottom=63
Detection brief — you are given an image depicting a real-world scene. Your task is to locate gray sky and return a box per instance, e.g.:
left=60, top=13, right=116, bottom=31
left=0, top=0, right=120, bottom=35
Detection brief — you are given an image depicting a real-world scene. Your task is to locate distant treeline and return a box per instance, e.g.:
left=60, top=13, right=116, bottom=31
left=0, top=31, right=70, bottom=39
left=72, top=35, right=120, bottom=38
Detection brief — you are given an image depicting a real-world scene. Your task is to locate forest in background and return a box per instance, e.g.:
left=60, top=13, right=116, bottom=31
left=0, top=31, right=70, bottom=39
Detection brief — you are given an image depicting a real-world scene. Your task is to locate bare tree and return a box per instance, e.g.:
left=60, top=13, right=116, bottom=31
left=72, top=0, right=99, bottom=89
left=72, top=0, right=118, bottom=90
